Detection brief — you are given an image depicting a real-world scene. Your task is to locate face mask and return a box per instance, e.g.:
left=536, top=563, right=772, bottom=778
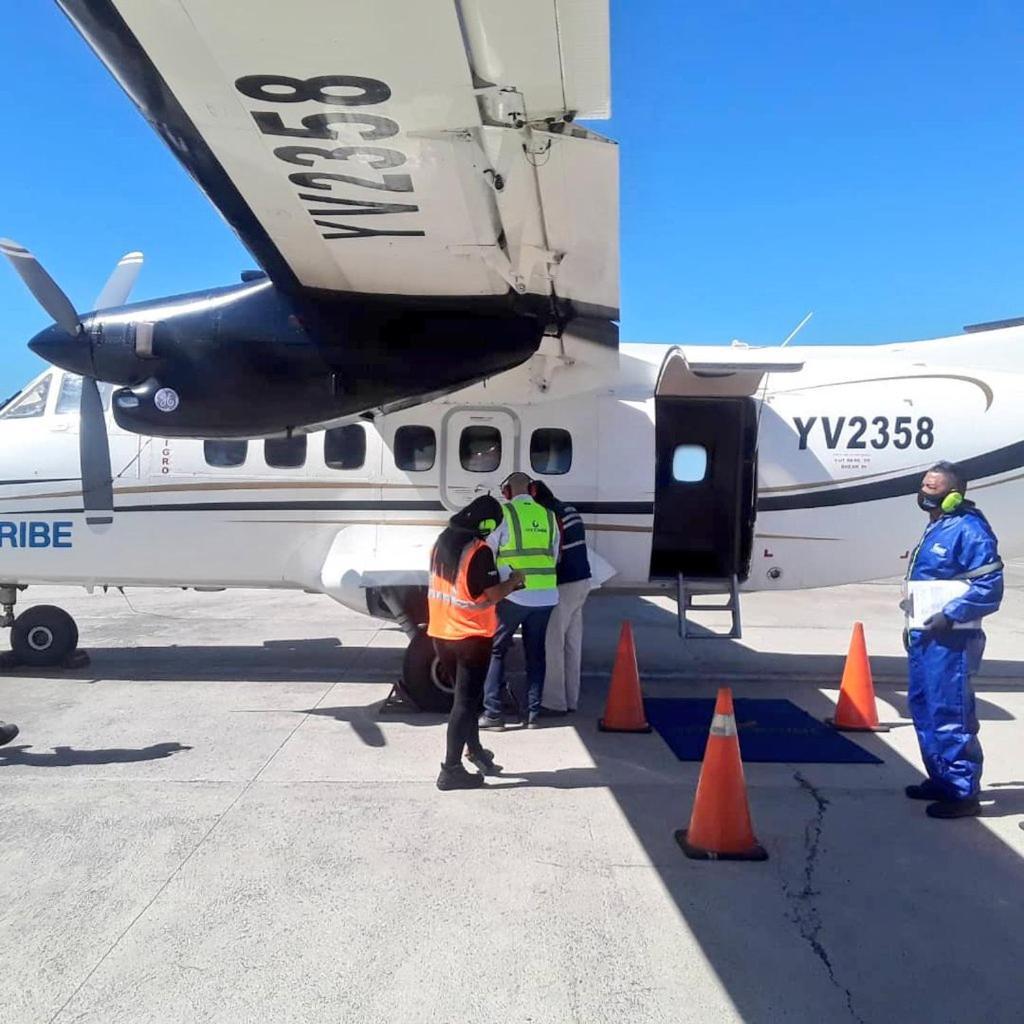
left=917, top=489, right=943, bottom=511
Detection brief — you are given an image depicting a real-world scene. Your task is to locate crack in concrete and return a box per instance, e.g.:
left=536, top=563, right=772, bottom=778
left=782, top=772, right=867, bottom=1024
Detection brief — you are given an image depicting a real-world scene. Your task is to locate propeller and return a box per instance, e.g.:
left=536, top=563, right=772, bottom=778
left=0, top=239, right=144, bottom=526
left=93, top=251, right=144, bottom=310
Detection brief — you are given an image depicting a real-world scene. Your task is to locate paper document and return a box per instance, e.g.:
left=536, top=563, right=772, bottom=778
left=903, top=579, right=977, bottom=630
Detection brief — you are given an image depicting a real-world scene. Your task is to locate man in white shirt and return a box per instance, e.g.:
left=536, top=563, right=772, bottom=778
left=480, top=473, right=560, bottom=729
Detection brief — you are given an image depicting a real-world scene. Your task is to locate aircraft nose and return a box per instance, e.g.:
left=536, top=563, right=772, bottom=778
left=28, top=323, right=94, bottom=377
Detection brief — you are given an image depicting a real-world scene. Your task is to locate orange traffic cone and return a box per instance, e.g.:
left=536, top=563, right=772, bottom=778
left=598, top=621, right=652, bottom=733
left=827, top=622, right=890, bottom=732
left=676, top=687, right=768, bottom=861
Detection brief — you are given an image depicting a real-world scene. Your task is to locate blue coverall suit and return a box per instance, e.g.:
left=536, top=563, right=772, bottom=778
left=906, top=504, right=1003, bottom=801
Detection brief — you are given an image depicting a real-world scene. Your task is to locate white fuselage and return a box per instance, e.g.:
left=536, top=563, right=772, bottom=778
left=2, top=328, right=1023, bottom=618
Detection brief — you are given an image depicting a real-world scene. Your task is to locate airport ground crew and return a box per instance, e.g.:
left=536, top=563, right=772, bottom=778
left=428, top=495, right=525, bottom=791
left=480, top=473, right=560, bottom=730
left=902, top=461, right=1002, bottom=818
left=0, top=721, right=18, bottom=746
left=531, top=481, right=592, bottom=715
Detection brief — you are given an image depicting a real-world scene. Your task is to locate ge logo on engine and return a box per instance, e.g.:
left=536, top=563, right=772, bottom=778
left=154, top=388, right=180, bottom=413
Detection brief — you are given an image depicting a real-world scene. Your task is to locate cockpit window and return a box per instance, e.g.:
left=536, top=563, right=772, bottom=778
left=0, top=373, right=52, bottom=419
left=54, top=375, right=113, bottom=415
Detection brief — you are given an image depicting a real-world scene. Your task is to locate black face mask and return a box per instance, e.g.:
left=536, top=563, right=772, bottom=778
left=917, top=489, right=943, bottom=512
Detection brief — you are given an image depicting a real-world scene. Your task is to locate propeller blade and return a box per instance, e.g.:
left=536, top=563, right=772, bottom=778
left=0, top=238, right=80, bottom=336
left=79, top=376, right=114, bottom=525
left=93, top=251, right=144, bottom=310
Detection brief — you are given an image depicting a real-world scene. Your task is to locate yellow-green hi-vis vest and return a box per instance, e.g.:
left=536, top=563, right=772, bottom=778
left=497, top=500, right=558, bottom=590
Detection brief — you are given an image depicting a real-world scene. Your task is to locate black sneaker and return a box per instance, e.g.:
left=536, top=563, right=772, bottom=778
left=926, top=798, right=981, bottom=819
left=479, top=714, right=505, bottom=731
left=905, top=780, right=948, bottom=801
left=436, top=763, right=486, bottom=791
left=526, top=713, right=541, bottom=730
left=0, top=722, right=19, bottom=747
left=466, top=748, right=503, bottom=776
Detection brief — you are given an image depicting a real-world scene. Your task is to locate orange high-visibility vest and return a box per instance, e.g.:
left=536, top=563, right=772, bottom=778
left=427, top=539, right=498, bottom=641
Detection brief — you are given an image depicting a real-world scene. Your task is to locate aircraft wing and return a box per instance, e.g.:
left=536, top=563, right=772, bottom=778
left=58, top=0, right=618, bottom=318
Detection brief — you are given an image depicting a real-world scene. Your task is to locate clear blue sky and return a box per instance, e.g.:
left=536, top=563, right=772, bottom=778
left=2, top=1, right=1022, bottom=397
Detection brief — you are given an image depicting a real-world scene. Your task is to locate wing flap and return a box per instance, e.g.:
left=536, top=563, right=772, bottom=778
left=458, top=0, right=611, bottom=119
left=60, top=0, right=616, bottom=314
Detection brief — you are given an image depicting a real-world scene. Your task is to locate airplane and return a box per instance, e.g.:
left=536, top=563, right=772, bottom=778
left=4, top=311, right=1024, bottom=710
left=3, top=1, right=1024, bottom=710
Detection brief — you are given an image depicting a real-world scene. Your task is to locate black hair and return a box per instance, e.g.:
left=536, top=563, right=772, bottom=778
left=530, top=479, right=558, bottom=511
left=928, top=461, right=967, bottom=493
left=430, top=495, right=503, bottom=583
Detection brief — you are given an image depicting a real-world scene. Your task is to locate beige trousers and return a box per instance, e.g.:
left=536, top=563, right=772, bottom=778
left=542, top=579, right=591, bottom=711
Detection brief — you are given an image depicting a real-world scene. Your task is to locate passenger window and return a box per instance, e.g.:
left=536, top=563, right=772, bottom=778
left=55, top=375, right=113, bottom=415
left=394, top=425, right=436, bottom=472
left=325, top=425, right=366, bottom=470
left=0, top=373, right=52, bottom=419
left=264, top=435, right=307, bottom=469
left=672, top=444, right=708, bottom=482
left=530, top=428, right=572, bottom=475
left=460, top=426, right=502, bottom=473
left=204, top=440, right=248, bottom=468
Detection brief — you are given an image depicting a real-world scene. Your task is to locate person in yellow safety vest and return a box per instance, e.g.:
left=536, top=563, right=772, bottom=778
left=480, top=472, right=561, bottom=730
left=428, top=495, right=525, bottom=791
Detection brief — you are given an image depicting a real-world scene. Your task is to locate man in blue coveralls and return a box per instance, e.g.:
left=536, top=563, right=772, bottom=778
left=903, top=461, right=1003, bottom=819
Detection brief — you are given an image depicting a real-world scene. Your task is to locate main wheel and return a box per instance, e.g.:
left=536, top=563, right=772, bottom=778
left=11, top=605, right=79, bottom=667
left=401, top=630, right=454, bottom=712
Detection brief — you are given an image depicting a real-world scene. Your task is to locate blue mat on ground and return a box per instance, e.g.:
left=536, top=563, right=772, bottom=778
left=644, top=698, right=883, bottom=764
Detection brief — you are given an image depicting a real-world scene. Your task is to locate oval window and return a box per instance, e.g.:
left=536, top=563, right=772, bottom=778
left=325, top=424, right=366, bottom=470
left=530, top=428, right=572, bottom=475
left=394, top=425, right=436, bottom=472
left=672, top=444, right=708, bottom=482
left=460, top=426, right=502, bottom=473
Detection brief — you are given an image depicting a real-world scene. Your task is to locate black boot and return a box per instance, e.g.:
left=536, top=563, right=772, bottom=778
left=466, top=748, right=503, bottom=776
left=436, top=762, right=486, bottom=791
left=926, top=797, right=981, bottom=819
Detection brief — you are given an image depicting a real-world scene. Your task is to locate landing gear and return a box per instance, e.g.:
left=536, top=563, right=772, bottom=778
left=0, top=586, right=82, bottom=669
left=11, top=606, right=79, bottom=667
left=401, top=630, right=455, bottom=713
left=373, top=586, right=454, bottom=713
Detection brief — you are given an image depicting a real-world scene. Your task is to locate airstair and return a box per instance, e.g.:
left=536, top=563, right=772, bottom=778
left=675, top=573, right=742, bottom=642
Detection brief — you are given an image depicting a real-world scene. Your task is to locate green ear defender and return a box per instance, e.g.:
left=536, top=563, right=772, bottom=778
left=941, top=491, right=964, bottom=513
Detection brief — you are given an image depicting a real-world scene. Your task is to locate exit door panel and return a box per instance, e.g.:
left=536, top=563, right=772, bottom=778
left=651, top=397, right=756, bottom=580
left=442, top=408, right=519, bottom=511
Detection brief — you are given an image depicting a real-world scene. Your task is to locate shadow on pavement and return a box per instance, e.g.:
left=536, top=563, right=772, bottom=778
left=0, top=741, right=192, bottom=767
left=567, top=645, right=1024, bottom=1022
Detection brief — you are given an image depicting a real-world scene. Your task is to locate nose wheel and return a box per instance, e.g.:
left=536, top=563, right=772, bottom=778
left=2, top=595, right=82, bottom=669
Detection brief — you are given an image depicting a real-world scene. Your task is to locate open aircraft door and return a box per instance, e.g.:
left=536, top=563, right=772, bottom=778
left=651, top=347, right=803, bottom=636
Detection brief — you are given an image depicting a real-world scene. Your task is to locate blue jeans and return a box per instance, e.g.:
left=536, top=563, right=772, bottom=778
left=483, top=601, right=554, bottom=718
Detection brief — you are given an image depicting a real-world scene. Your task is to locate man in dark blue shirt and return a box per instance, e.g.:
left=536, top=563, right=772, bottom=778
left=903, top=461, right=1003, bottom=819
left=532, top=481, right=592, bottom=714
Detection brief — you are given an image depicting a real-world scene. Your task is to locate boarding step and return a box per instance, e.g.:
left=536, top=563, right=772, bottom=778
left=676, top=573, right=742, bottom=641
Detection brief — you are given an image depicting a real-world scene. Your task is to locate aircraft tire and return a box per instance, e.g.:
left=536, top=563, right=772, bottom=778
left=401, top=630, right=455, bottom=713
left=11, top=606, right=79, bottom=668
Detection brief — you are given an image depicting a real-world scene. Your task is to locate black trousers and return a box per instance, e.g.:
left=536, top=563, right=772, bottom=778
left=434, top=636, right=493, bottom=767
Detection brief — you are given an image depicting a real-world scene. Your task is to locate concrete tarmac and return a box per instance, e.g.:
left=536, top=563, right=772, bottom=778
left=1, top=575, right=1023, bottom=1024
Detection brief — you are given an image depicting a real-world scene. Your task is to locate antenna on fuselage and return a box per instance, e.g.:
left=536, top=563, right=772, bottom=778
left=753, top=311, right=815, bottom=459
left=780, top=310, right=814, bottom=348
